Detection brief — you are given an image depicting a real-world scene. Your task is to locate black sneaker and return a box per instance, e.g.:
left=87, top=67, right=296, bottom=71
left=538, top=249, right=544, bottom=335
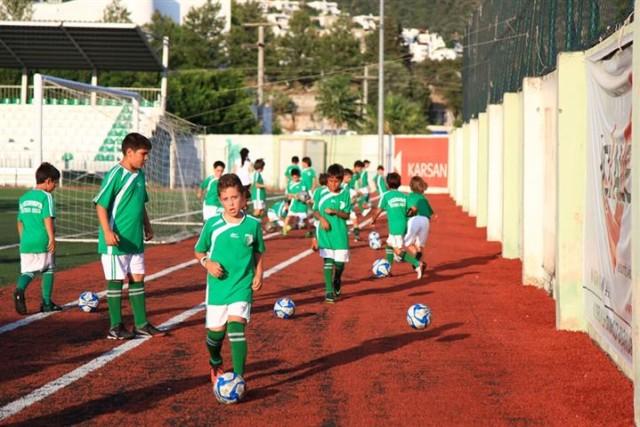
left=107, top=323, right=135, bottom=340
left=325, top=292, right=336, bottom=304
left=333, top=279, right=342, bottom=297
left=40, top=301, right=63, bottom=312
left=134, top=323, right=165, bottom=337
left=14, top=289, right=27, bottom=315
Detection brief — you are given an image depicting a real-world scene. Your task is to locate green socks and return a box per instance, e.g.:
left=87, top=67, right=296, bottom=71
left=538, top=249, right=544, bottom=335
left=323, top=258, right=335, bottom=293
left=128, top=281, right=148, bottom=328
left=206, top=329, right=226, bottom=367
left=16, top=273, right=34, bottom=291
left=385, top=246, right=395, bottom=265
left=334, top=261, right=345, bottom=282
left=107, top=280, right=123, bottom=327
left=41, top=270, right=54, bottom=304
left=227, top=322, right=247, bottom=376
left=402, top=252, right=420, bottom=268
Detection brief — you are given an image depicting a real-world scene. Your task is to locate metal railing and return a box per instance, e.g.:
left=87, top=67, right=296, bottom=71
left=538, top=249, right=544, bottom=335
left=0, top=85, right=161, bottom=106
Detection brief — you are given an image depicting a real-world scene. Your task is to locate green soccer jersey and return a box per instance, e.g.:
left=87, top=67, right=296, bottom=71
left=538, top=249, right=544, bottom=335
left=200, top=175, right=221, bottom=207
left=360, top=170, right=369, bottom=189
left=352, top=171, right=361, bottom=190
left=380, top=190, right=408, bottom=235
left=287, top=180, right=308, bottom=213
left=408, top=192, right=434, bottom=218
left=268, top=200, right=288, bottom=218
left=314, top=187, right=351, bottom=250
left=284, top=164, right=301, bottom=182
left=195, top=214, right=265, bottom=305
left=251, top=171, right=266, bottom=202
left=374, top=174, right=388, bottom=194
left=18, top=189, right=55, bottom=254
left=312, top=185, right=329, bottom=207
left=94, top=164, right=149, bottom=255
left=301, top=167, right=316, bottom=191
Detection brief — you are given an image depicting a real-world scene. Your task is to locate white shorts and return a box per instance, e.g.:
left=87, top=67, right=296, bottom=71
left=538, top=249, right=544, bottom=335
left=203, top=205, right=222, bottom=221
left=319, top=249, right=350, bottom=263
left=359, top=187, right=369, bottom=195
left=267, top=211, right=280, bottom=222
left=404, top=216, right=430, bottom=247
left=20, top=253, right=54, bottom=274
left=252, top=200, right=265, bottom=210
left=101, top=254, right=145, bottom=281
left=206, top=302, right=251, bottom=328
left=386, top=234, right=405, bottom=249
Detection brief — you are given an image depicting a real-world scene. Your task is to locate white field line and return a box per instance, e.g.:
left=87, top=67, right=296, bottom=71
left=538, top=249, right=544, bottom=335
left=0, top=246, right=313, bottom=422
left=0, top=231, right=281, bottom=336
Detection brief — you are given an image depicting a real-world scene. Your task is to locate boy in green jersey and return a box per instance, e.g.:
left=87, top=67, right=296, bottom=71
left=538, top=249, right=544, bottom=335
left=266, top=199, right=290, bottom=232
left=373, top=165, right=388, bottom=199
left=198, top=160, right=225, bottom=221
left=251, top=158, right=267, bottom=220
left=313, top=164, right=351, bottom=303
left=94, top=133, right=162, bottom=340
left=194, top=174, right=265, bottom=389
left=342, top=168, right=361, bottom=241
left=359, top=160, right=371, bottom=214
left=283, top=168, right=309, bottom=234
left=372, top=172, right=424, bottom=279
left=301, top=156, right=317, bottom=195
left=310, top=172, right=329, bottom=251
left=284, top=156, right=301, bottom=184
left=14, top=162, right=61, bottom=315
left=405, top=176, right=434, bottom=265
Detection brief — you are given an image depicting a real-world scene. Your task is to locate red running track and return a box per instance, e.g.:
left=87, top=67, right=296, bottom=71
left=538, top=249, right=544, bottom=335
left=0, top=195, right=633, bottom=426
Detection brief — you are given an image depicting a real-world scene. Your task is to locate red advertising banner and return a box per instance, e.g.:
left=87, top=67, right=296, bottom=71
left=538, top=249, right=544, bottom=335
left=394, top=136, right=449, bottom=189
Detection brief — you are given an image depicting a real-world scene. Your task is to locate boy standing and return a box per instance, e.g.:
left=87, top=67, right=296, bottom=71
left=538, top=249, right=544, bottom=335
left=198, top=161, right=225, bottom=221
left=194, top=174, right=264, bottom=389
left=342, top=168, right=361, bottom=241
left=251, top=158, right=267, bottom=219
left=313, top=164, right=351, bottom=303
left=301, top=157, right=316, bottom=196
left=372, top=172, right=424, bottom=279
left=284, top=156, right=301, bottom=184
left=94, top=133, right=162, bottom=340
left=283, top=168, right=309, bottom=234
left=14, top=162, right=62, bottom=314
left=373, top=165, right=387, bottom=197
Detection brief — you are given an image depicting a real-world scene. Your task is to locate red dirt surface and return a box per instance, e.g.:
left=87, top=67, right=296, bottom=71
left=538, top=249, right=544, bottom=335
left=0, top=195, right=633, bottom=426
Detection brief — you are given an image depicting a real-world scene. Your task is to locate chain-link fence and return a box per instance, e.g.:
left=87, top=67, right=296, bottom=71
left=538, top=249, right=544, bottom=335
left=462, top=0, right=634, bottom=121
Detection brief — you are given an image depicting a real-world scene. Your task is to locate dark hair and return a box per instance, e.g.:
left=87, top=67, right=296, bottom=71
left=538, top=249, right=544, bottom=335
left=121, top=132, right=152, bottom=155
left=343, top=168, right=353, bottom=176
left=35, top=162, right=60, bottom=184
left=354, top=160, right=365, bottom=168
left=213, top=160, right=225, bottom=169
left=327, top=164, right=345, bottom=179
left=240, top=148, right=250, bottom=165
left=217, top=173, right=244, bottom=196
left=363, top=160, right=370, bottom=165
left=377, top=165, right=384, bottom=171
left=291, top=156, right=299, bottom=163
left=254, top=158, right=265, bottom=170
left=290, top=168, right=301, bottom=177
left=386, top=172, right=401, bottom=189
left=318, top=172, right=328, bottom=186
left=302, top=156, right=312, bottom=166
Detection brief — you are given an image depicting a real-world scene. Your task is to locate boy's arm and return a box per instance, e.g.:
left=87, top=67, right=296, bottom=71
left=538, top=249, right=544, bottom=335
left=44, top=217, right=55, bottom=253
left=96, top=205, right=119, bottom=246
left=143, top=208, right=154, bottom=241
left=194, top=250, right=224, bottom=278
left=196, top=188, right=204, bottom=200
left=371, top=207, right=382, bottom=225
left=17, top=220, right=23, bottom=240
left=313, top=210, right=330, bottom=230
left=251, top=252, right=264, bottom=291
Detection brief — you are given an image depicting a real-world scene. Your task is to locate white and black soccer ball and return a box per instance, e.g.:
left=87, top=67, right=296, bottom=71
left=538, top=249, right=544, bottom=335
left=368, top=231, right=382, bottom=250
left=274, top=297, right=296, bottom=319
left=297, top=191, right=310, bottom=202
left=372, top=258, right=391, bottom=278
left=78, top=291, right=100, bottom=312
left=407, top=303, right=432, bottom=329
left=214, top=372, right=246, bottom=404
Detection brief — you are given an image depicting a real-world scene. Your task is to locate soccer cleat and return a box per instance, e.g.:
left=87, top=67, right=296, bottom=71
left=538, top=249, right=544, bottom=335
left=415, top=262, right=426, bottom=280
left=13, top=289, right=27, bottom=315
left=40, top=301, right=63, bottom=312
left=333, top=278, right=342, bottom=297
left=107, top=323, right=135, bottom=340
left=134, top=323, right=165, bottom=337
left=210, top=365, right=225, bottom=385
left=325, top=292, right=336, bottom=304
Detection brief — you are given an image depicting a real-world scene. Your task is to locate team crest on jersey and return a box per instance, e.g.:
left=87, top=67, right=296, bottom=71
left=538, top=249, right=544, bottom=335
left=244, top=234, right=254, bottom=246
left=339, top=201, right=346, bottom=210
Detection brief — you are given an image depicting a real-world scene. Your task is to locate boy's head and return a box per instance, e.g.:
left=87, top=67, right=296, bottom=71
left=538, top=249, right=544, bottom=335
left=254, top=158, right=265, bottom=171
left=318, top=172, right=328, bottom=187
left=302, top=156, right=312, bottom=167
left=353, top=160, right=364, bottom=171
left=343, top=168, right=353, bottom=183
left=386, top=172, right=401, bottom=189
left=290, top=168, right=301, bottom=181
left=35, top=162, right=60, bottom=192
left=213, top=160, right=225, bottom=178
left=410, top=176, right=427, bottom=193
left=326, top=164, right=344, bottom=193
left=291, top=156, right=299, bottom=164
left=121, top=133, right=152, bottom=170
left=363, top=160, right=370, bottom=168
left=377, top=165, right=384, bottom=175
left=217, top=173, right=245, bottom=217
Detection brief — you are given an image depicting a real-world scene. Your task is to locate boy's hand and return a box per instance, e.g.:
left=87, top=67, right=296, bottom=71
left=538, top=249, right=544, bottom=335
left=48, top=239, right=56, bottom=254
left=206, top=260, right=224, bottom=278
left=105, top=230, right=120, bottom=246
left=320, top=217, right=331, bottom=231
left=311, top=238, right=318, bottom=251
left=251, top=273, right=263, bottom=291
left=144, top=225, right=154, bottom=241
left=324, top=208, right=336, bottom=216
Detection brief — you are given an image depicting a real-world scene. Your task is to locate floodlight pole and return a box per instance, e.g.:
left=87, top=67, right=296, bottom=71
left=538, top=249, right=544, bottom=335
left=377, top=0, right=385, bottom=168
left=161, top=36, right=169, bottom=113
left=33, top=73, right=43, bottom=168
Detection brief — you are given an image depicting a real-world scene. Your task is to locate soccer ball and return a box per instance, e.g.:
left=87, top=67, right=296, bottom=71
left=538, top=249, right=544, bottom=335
left=274, top=297, right=296, bottom=319
left=297, top=191, right=310, bottom=202
left=78, top=291, right=100, bottom=312
left=214, top=372, right=246, bottom=404
left=372, top=259, right=391, bottom=278
left=407, top=303, right=432, bottom=329
left=368, top=231, right=382, bottom=250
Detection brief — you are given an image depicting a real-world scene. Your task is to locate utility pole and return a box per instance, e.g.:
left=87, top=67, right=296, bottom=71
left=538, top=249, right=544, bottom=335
left=354, top=65, right=376, bottom=115
left=377, top=0, right=385, bottom=167
left=243, top=23, right=270, bottom=107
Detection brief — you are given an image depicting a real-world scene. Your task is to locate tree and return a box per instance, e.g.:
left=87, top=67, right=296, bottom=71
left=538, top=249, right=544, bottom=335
left=365, top=94, right=427, bottom=134
left=0, top=0, right=32, bottom=20
left=182, top=0, right=227, bottom=68
left=275, top=9, right=320, bottom=85
left=315, top=16, right=363, bottom=75
left=102, top=0, right=131, bottom=23
left=316, top=75, right=363, bottom=130
left=226, top=1, right=278, bottom=71
left=144, top=11, right=187, bottom=69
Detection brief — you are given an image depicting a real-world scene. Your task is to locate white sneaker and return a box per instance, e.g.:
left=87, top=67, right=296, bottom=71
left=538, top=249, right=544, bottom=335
left=415, top=262, right=425, bottom=280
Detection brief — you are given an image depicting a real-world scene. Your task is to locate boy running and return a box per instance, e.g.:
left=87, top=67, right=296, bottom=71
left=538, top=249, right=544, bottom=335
left=14, top=162, right=62, bottom=314
left=405, top=176, right=435, bottom=264
left=94, top=133, right=162, bottom=339
left=251, top=158, right=267, bottom=219
left=198, top=161, right=225, bottom=221
left=313, top=164, right=351, bottom=303
left=372, top=172, right=424, bottom=279
left=194, top=173, right=264, bottom=389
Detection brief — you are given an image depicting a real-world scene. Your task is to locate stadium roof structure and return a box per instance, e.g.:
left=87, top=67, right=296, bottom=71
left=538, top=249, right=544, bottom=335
left=0, top=21, right=163, bottom=72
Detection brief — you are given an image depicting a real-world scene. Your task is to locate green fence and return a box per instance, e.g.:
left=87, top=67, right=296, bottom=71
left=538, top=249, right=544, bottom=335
left=462, top=0, right=634, bottom=121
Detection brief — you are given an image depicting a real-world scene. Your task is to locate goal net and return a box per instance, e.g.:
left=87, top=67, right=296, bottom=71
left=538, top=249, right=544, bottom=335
left=31, top=74, right=204, bottom=243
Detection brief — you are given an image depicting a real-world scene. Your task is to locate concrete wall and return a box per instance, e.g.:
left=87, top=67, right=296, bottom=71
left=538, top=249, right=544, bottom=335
left=502, top=92, right=523, bottom=259
left=462, top=123, right=471, bottom=212
left=455, top=128, right=464, bottom=205
left=487, top=104, right=504, bottom=242
left=476, top=112, right=489, bottom=228
left=468, top=118, right=479, bottom=217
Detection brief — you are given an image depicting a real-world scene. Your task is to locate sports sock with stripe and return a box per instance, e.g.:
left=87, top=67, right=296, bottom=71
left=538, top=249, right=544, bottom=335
left=353, top=227, right=360, bottom=239
left=128, top=281, right=148, bottom=328
left=107, top=280, right=124, bottom=327
left=41, top=270, right=54, bottom=304
left=16, top=273, right=34, bottom=291
left=402, top=252, right=420, bottom=268
left=207, top=329, right=226, bottom=367
left=334, top=261, right=345, bottom=282
left=227, top=321, right=247, bottom=376
left=323, top=258, right=335, bottom=293
left=385, top=246, right=395, bottom=265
